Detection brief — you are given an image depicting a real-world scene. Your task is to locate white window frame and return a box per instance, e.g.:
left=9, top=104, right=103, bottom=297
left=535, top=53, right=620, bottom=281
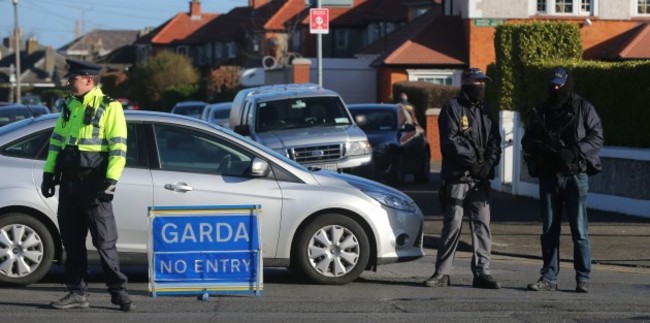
left=637, top=0, right=650, bottom=15
left=227, top=42, right=237, bottom=59
left=406, top=69, right=461, bottom=87
left=176, top=45, right=189, bottom=56
left=531, top=0, right=593, bottom=16
left=335, top=29, right=348, bottom=50
left=214, top=42, right=223, bottom=59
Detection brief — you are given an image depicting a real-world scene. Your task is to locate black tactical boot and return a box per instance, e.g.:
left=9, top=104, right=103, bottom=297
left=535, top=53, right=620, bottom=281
left=472, top=274, right=501, bottom=289
left=111, top=291, right=134, bottom=312
left=423, top=273, right=450, bottom=287
left=576, top=281, right=589, bottom=293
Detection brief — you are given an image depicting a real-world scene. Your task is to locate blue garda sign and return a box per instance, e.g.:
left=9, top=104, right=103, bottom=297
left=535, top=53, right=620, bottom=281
left=147, top=205, right=262, bottom=297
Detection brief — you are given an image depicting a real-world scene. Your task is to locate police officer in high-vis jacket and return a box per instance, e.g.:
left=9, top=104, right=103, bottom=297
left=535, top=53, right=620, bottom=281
left=423, top=68, right=502, bottom=289
left=41, top=59, right=133, bottom=311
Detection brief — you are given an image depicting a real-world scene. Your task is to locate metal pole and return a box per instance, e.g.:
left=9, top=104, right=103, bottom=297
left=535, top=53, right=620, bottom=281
left=317, top=0, right=322, bottom=87
left=13, top=0, right=21, bottom=103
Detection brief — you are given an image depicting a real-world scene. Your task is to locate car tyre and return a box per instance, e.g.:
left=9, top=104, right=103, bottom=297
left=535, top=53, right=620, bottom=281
left=0, top=213, right=55, bottom=286
left=295, top=214, right=370, bottom=285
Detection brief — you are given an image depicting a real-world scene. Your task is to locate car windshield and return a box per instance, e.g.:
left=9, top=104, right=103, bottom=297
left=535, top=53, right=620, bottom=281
left=255, top=96, right=351, bottom=132
left=213, top=109, right=230, bottom=119
left=350, top=108, right=396, bottom=132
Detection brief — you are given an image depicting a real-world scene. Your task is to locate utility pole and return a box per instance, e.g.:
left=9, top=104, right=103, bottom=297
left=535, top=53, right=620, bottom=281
left=13, top=0, right=22, bottom=103
left=317, top=0, right=322, bottom=87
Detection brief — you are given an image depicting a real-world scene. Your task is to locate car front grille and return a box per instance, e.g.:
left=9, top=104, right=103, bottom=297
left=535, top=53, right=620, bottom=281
left=289, top=144, right=343, bottom=164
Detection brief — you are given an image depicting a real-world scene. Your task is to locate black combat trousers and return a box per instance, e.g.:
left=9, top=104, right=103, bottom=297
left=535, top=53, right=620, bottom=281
left=57, top=168, right=127, bottom=295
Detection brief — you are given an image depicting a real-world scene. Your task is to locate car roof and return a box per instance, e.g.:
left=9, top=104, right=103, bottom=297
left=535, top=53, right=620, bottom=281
left=206, top=102, right=232, bottom=109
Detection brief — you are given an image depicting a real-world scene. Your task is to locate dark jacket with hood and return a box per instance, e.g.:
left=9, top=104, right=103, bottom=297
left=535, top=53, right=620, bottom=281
left=521, top=93, right=603, bottom=176
left=439, top=92, right=502, bottom=182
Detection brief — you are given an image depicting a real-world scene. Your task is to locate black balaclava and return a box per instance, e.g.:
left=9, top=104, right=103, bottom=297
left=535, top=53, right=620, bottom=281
left=461, top=83, right=486, bottom=104
left=548, top=74, right=573, bottom=109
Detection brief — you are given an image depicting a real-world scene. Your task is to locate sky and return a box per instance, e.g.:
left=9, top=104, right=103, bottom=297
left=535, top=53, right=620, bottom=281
left=0, top=0, right=248, bottom=49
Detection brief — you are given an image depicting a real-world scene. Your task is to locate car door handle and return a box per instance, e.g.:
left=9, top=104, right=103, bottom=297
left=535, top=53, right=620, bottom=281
left=164, top=183, right=194, bottom=192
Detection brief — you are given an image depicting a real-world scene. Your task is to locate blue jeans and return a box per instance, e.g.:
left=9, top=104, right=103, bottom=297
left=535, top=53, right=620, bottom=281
left=538, top=173, right=591, bottom=283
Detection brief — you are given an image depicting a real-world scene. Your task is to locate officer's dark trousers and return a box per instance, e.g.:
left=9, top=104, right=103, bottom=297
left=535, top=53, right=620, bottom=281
left=57, top=170, right=128, bottom=295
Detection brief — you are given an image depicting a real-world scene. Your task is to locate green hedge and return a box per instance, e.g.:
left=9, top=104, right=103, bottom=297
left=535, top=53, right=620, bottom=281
left=520, top=61, right=650, bottom=147
left=491, top=22, right=582, bottom=111
left=393, top=81, right=458, bottom=129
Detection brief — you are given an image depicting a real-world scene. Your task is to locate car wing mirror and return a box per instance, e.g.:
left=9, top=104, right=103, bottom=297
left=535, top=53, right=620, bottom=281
left=234, top=124, right=251, bottom=136
left=250, top=157, right=271, bottom=177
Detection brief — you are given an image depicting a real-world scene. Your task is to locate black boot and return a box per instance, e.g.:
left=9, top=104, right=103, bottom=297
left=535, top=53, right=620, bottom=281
left=111, top=291, right=134, bottom=312
left=472, top=274, right=501, bottom=289
left=423, top=273, right=450, bottom=287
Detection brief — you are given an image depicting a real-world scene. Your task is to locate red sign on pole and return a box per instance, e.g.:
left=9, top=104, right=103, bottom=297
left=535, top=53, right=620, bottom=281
left=309, top=8, right=329, bottom=34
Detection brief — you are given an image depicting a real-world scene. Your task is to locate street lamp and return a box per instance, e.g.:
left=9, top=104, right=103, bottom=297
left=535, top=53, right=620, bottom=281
left=13, top=0, right=22, bottom=103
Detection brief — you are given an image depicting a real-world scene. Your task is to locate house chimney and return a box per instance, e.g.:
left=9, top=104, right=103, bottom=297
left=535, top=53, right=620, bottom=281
left=26, top=36, right=39, bottom=55
left=248, top=0, right=271, bottom=9
left=44, top=46, right=55, bottom=75
left=190, top=0, right=201, bottom=19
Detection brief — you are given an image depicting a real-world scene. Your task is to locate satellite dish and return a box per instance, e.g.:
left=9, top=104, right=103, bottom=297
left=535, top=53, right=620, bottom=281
left=262, top=56, right=277, bottom=70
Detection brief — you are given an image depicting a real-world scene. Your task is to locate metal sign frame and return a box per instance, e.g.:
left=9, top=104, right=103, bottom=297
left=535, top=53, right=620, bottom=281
left=147, top=204, right=263, bottom=297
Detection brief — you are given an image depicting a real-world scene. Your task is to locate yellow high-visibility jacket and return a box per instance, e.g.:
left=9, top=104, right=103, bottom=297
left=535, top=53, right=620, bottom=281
left=43, top=86, right=127, bottom=181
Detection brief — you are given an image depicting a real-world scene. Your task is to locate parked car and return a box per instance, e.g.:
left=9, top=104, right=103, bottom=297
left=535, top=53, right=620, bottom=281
left=201, top=102, right=232, bottom=128
left=21, top=95, right=45, bottom=106
left=347, top=103, right=430, bottom=185
left=229, top=83, right=372, bottom=171
left=116, top=98, right=140, bottom=110
left=0, top=111, right=423, bottom=286
left=170, top=101, right=208, bottom=119
left=0, top=104, right=50, bottom=127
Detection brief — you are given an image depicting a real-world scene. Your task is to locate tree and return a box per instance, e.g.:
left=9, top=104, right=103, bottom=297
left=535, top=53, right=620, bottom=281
left=127, top=51, right=200, bottom=111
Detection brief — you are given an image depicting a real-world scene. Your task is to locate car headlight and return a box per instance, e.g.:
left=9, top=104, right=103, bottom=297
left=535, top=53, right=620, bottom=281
left=364, top=191, right=417, bottom=213
left=346, top=140, right=372, bottom=157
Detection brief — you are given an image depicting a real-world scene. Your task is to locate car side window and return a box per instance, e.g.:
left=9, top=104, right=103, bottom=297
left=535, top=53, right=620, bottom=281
left=2, top=130, right=51, bottom=160
left=154, top=124, right=254, bottom=177
left=125, top=123, right=139, bottom=168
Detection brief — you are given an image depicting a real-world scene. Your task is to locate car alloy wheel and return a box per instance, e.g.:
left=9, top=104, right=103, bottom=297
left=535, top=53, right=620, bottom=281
left=0, top=213, right=54, bottom=286
left=296, top=214, right=370, bottom=285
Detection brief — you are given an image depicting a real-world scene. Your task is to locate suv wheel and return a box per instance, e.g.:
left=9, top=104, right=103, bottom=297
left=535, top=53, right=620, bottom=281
left=295, top=214, right=370, bottom=285
left=0, top=213, right=55, bottom=286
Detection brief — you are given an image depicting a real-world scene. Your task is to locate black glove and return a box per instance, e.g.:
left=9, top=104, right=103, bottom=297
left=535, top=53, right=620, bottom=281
left=558, top=146, right=580, bottom=165
left=41, top=172, right=56, bottom=198
left=98, top=179, right=118, bottom=202
left=469, top=161, right=491, bottom=180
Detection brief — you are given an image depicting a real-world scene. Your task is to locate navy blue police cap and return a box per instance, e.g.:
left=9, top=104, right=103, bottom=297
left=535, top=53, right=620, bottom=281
left=461, top=67, right=491, bottom=82
left=549, top=67, right=568, bottom=86
left=64, top=59, right=102, bottom=77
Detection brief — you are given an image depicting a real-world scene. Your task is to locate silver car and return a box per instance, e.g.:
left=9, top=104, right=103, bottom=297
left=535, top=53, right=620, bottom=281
left=0, top=111, right=423, bottom=286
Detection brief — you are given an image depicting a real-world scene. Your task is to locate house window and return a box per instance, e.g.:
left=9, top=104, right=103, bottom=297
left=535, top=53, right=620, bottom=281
left=226, top=42, right=237, bottom=59
left=367, top=23, right=380, bottom=45
left=176, top=45, right=189, bottom=56
left=537, top=0, right=546, bottom=12
left=640, top=0, right=650, bottom=14
left=336, top=30, right=348, bottom=50
left=407, top=69, right=459, bottom=87
left=215, top=42, right=223, bottom=59
left=580, top=0, right=591, bottom=13
left=413, top=8, right=429, bottom=17
left=555, top=0, right=573, bottom=13
left=291, top=30, right=301, bottom=51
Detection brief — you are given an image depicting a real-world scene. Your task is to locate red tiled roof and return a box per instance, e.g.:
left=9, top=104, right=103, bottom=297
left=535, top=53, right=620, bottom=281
left=360, top=8, right=467, bottom=66
left=300, top=0, right=409, bottom=26
left=265, top=0, right=308, bottom=30
left=136, top=11, right=219, bottom=45
left=199, top=1, right=287, bottom=42
left=609, top=23, right=650, bottom=60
